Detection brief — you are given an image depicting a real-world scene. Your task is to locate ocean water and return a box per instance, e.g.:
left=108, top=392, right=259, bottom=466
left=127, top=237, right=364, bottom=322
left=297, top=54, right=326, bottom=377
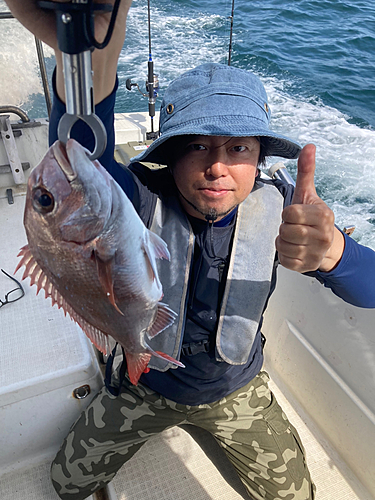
left=1, top=0, right=375, bottom=249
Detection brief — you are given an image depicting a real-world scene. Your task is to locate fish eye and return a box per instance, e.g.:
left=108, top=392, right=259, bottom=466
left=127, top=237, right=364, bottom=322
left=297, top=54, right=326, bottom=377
left=32, top=187, right=55, bottom=214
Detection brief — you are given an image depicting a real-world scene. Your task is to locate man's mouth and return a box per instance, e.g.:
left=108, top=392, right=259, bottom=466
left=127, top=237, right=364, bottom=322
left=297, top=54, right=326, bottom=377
left=198, top=187, right=231, bottom=197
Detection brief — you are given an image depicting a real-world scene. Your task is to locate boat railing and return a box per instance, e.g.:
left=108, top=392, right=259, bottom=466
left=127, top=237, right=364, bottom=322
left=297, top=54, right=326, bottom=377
left=0, top=11, right=52, bottom=118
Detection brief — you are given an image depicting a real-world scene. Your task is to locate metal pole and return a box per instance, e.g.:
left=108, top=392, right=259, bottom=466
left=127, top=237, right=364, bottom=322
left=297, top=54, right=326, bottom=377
left=0, top=12, right=14, bottom=19
left=34, top=37, right=52, bottom=118
left=0, top=12, right=52, bottom=118
left=0, top=106, right=30, bottom=123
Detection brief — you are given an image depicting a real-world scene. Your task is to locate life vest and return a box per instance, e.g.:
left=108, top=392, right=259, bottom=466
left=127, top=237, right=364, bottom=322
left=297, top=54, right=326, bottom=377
left=147, top=179, right=283, bottom=370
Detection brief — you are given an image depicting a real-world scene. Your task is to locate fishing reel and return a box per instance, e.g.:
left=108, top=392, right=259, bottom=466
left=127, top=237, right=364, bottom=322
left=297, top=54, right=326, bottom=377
left=126, top=70, right=160, bottom=140
left=126, top=74, right=160, bottom=100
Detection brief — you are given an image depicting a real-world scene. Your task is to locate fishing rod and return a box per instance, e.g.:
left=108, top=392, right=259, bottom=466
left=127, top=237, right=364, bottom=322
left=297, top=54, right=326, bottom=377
left=126, top=0, right=159, bottom=140
left=228, top=0, right=235, bottom=66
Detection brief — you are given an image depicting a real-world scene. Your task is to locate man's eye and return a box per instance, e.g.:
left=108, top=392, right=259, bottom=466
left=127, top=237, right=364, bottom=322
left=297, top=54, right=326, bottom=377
left=187, top=144, right=206, bottom=151
left=231, top=145, right=246, bottom=152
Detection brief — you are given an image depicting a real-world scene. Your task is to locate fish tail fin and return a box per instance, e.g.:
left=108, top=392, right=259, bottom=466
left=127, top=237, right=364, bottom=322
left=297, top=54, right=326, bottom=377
left=146, top=302, right=178, bottom=339
left=125, top=352, right=152, bottom=386
left=125, top=347, right=185, bottom=386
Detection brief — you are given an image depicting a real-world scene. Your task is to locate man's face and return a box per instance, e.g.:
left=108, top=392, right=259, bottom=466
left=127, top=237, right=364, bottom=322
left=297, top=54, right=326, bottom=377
left=171, top=136, right=260, bottom=221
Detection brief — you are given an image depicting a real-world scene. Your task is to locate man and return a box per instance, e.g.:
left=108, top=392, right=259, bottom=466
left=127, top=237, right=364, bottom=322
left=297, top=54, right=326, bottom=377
left=6, top=2, right=375, bottom=500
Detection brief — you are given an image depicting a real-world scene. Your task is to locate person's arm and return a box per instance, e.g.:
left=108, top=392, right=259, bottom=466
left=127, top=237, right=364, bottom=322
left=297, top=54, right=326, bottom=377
left=6, top=0, right=133, bottom=178
left=48, top=69, right=125, bottom=177
left=4, top=0, right=132, bottom=104
left=313, top=232, right=375, bottom=308
left=274, top=145, right=375, bottom=308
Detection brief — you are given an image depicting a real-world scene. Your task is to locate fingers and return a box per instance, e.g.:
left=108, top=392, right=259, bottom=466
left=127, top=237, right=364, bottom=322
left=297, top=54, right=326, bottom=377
left=276, top=221, right=334, bottom=271
left=291, top=143, right=318, bottom=205
left=277, top=143, right=344, bottom=273
left=277, top=144, right=336, bottom=272
left=282, top=203, right=334, bottom=227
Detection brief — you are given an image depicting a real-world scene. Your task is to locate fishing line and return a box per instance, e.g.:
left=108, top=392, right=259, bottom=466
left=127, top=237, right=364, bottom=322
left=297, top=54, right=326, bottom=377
left=147, top=0, right=158, bottom=138
left=228, top=0, right=235, bottom=66
left=148, top=0, right=152, bottom=58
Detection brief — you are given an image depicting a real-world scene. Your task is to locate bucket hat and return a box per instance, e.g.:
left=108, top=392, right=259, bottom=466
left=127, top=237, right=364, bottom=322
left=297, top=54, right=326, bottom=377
left=131, top=63, right=301, bottom=165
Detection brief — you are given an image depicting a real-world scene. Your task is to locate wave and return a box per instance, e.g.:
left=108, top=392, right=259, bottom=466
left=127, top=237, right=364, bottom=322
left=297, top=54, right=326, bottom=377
left=263, top=75, right=375, bottom=249
left=0, top=0, right=53, bottom=112
left=1, top=0, right=374, bottom=249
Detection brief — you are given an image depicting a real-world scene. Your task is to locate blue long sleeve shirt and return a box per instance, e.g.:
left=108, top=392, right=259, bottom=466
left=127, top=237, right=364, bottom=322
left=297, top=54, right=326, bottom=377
left=49, top=75, right=375, bottom=404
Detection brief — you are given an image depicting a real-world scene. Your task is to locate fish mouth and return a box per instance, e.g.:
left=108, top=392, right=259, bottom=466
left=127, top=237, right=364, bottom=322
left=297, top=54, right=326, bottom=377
left=52, top=140, right=77, bottom=181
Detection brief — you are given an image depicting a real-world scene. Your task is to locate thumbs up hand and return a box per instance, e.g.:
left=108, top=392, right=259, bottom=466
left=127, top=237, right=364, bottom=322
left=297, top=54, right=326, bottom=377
left=276, top=144, right=345, bottom=273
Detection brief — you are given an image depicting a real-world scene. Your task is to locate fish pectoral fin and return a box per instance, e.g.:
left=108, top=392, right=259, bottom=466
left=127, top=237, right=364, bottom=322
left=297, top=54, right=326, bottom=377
left=147, top=230, right=171, bottom=261
left=94, top=251, right=124, bottom=316
left=125, top=352, right=152, bottom=385
left=146, top=302, right=178, bottom=339
left=142, top=230, right=170, bottom=285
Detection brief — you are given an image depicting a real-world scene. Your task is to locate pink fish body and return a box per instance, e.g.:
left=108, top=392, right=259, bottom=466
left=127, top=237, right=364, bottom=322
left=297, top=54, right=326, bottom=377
left=16, top=139, right=183, bottom=384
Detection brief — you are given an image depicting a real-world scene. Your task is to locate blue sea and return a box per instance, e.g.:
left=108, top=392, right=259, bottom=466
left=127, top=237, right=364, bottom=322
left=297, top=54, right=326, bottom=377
left=1, top=0, right=375, bottom=249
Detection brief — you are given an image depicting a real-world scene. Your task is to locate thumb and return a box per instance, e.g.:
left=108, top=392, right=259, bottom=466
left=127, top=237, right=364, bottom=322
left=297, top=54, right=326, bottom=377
left=291, top=143, right=318, bottom=205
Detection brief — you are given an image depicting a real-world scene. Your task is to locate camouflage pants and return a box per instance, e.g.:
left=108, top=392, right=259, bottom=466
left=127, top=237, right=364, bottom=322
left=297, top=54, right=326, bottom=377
left=51, top=371, right=315, bottom=500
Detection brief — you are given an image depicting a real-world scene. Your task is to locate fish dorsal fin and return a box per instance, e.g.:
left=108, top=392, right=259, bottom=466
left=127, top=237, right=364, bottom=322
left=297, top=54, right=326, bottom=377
left=146, top=302, right=178, bottom=339
left=93, top=251, right=124, bottom=316
left=16, top=245, right=110, bottom=354
left=125, top=351, right=152, bottom=385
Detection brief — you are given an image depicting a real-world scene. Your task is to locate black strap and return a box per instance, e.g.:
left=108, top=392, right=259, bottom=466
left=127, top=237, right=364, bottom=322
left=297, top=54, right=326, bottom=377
left=181, top=339, right=211, bottom=356
left=104, top=342, right=127, bottom=396
left=182, top=334, right=265, bottom=357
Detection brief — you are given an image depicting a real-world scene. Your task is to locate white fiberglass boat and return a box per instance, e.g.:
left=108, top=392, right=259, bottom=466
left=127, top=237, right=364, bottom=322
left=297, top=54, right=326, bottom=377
left=0, top=14, right=374, bottom=500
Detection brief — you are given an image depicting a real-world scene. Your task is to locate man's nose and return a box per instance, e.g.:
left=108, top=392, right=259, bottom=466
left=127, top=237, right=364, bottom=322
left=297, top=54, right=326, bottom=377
left=206, top=152, right=229, bottom=177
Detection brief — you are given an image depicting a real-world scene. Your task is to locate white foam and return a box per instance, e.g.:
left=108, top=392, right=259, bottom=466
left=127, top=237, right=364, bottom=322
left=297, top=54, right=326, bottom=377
left=1, top=0, right=374, bottom=249
left=262, top=76, right=375, bottom=249
left=120, top=2, right=228, bottom=86
left=0, top=0, right=53, bottom=114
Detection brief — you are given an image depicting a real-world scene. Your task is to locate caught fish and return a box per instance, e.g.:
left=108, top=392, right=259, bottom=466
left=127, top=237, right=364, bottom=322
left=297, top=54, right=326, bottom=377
left=16, top=139, right=184, bottom=385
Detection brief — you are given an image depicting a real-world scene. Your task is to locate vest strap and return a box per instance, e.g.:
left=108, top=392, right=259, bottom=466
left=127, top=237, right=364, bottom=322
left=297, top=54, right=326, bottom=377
left=104, top=343, right=127, bottom=396
left=181, top=339, right=211, bottom=356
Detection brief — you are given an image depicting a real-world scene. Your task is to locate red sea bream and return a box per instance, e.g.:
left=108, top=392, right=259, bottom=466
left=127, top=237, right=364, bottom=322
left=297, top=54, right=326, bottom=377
left=16, top=139, right=183, bottom=384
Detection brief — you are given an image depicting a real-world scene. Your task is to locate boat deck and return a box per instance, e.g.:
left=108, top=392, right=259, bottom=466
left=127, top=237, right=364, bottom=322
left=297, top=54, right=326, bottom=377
left=0, top=376, right=372, bottom=500
left=1, top=111, right=374, bottom=500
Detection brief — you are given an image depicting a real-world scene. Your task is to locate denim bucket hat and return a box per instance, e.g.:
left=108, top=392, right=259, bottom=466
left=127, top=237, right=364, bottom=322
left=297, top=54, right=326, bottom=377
left=131, top=63, right=301, bottom=165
